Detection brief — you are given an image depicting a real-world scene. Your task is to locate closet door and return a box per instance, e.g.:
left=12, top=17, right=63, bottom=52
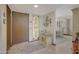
left=12, top=12, right=29, bottom=45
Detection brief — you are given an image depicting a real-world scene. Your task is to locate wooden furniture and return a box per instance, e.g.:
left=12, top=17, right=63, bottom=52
left=72, top=32, right=79, bottom=54
left=72, top=40, right=78, bottom=54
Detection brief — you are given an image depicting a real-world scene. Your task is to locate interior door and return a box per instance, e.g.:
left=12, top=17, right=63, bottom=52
left=12, top=12, right=29, bottom=45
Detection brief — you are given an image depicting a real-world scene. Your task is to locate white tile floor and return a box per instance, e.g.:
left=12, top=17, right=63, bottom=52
left=8, top=36, right=72, bottom=54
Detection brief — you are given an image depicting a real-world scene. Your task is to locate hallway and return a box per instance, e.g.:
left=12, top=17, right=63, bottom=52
left=1, top=4, right=79, bottom=54
left=8, top=36, right=72, bottom=54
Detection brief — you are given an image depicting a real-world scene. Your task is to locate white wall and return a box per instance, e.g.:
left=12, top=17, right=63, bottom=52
left=29, top=13, right=33, bottom=42
left=0, top=5, right=7, bottom=53
left=56, top=9, right=72, bottom=18
left=39, top=15, right=45, bottom=34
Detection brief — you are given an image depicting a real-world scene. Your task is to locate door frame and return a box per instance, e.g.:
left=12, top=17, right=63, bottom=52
left=6, top=5, right=12, bottom=51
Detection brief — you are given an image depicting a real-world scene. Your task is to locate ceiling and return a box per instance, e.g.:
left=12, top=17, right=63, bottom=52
left=8, top=4, right=79, bottom=15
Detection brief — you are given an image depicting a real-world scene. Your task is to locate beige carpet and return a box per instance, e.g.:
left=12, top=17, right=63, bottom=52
left=8, top=36, right=72, bottom=54
left=8, top=41, right=45, bottom=54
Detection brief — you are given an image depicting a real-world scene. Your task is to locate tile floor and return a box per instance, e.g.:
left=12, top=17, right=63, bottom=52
left=8, top=36, right=72, bottom=54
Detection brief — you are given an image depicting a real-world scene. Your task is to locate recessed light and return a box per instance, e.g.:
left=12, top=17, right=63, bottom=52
left=34, top=5, right=38, bottom=8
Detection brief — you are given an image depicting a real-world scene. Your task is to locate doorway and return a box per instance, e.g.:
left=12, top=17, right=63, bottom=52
left=55, top=9, right=73, bottom=44
left=56, top=18, right=69, bottom=44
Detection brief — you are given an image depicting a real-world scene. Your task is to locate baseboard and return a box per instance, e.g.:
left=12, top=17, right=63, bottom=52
left=63, top=34, right=72, bottom=36
left=52, top=43, right=56, bottom=46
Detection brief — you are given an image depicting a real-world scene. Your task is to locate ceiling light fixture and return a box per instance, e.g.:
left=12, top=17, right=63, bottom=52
left=34, top=5, right=38, bottom=8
